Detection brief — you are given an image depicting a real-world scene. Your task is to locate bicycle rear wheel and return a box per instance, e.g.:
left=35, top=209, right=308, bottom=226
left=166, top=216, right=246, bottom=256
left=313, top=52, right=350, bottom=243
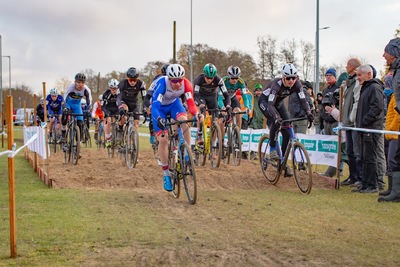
left=126, top=128, right=139, bottom=169
left=231, top=126, right=242, bottom=166
left=84, top=126, right=92, bottom=148
left=292, top=142, right=312, bottom=194
left=63, top=128, right=70, bottom=163
left=194, top=123, right=206, bottom=166
left=181, top=142, right=197, bottom=204
left=210, top=122, right=222, bottom=168
left=258, top=134, right=280, bottom=184
left=71, top=126, right=81, bottom=165
left=108, top=123, right=117, bottom=158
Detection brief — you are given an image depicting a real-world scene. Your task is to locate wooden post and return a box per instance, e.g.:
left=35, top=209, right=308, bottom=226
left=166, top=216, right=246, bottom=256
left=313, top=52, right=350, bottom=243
left=336, top=81, right=346, bottom=189
left=1, top=103, right=4, bottom=148
left=33, top=95, right=38, bottom=172
left=42, top=82, right=49, bottom=185
left=7, top=96, right=17, bottom=258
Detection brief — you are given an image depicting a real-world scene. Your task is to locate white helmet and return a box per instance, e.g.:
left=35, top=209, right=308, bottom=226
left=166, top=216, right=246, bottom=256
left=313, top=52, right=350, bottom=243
left=50, top=88, right=58, bottom=95
left=99, top=94, right=103, bottom=101
left=227, top=65, right=241, bottom=78
left=108, top=78, right=119, bottom=89
left=281, top=63, right=298, bottom=77
left=81, top=98, right=87, bottom=105
left=166, top=64, right=185, bottom=79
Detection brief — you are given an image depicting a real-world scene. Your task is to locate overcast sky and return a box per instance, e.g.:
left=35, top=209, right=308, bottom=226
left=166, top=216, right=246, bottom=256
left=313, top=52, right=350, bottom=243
left=1, top=0, right=399, bottom=95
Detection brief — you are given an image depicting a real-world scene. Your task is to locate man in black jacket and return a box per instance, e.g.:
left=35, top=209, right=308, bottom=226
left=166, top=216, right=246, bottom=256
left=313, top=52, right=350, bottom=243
left=352, top=65, right=384, bottom=193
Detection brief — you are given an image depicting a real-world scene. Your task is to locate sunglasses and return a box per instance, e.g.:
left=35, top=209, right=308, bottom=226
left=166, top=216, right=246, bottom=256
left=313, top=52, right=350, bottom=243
left=229, top=77, right=238, bottom=80
left=110, top=87, right=118, bottom=90
left=205, top=76, right=214, bottom=80
left=128, top=78, right=138, bottom=82
left=170, top=79, right=183, bottom=84
left=285, top=76, right=297, bottom=81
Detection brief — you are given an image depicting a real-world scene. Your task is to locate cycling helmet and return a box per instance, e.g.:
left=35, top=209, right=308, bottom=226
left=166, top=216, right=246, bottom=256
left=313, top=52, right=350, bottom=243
left=227, top=65, right=241, bottom=78
left=49, top=88, right=58, bottom=95
left=161, top=64, right=170, bottom=76
left=126, top=67, right=139, bottom=79
left=40, top=98, right=44, bottom=104
left=108, top=78, right=119, bottom=89
left=166, top=64, right=185, bottom=79
left=81, top=98, right=87, bottom=105
left=75, top=73, right=87, bottom=81
left=99, top=94, right=103, bottom=101
left=203, top=63, right=217, bottom=78
left=281, top=63, right=298, bottom=77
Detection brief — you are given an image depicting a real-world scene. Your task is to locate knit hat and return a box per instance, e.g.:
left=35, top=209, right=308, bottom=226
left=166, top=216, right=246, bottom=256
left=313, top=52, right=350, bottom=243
left=325, top=68, right=336, bottom=78
left=385, top=38, right=400, bottom=58
left=254, top=83, right=263, bottom=91
left=335, top=72, right=349, bottom=87
left=303, top=80, right=313, bottom=89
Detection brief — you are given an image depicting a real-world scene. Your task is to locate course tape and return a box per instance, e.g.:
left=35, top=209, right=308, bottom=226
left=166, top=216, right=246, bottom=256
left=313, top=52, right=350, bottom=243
left=334, top=124, right=400, bottom=135
left=0, top=133, right=38, bottom=158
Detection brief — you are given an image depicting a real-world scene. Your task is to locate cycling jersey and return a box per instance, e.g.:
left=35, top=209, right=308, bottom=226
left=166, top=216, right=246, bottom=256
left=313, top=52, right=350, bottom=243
left=46, top=94, right=64, bottom=115
left=144, top=74, right=164, bottom=108
left=116, top=78, right=146, bottom=110
left=101, top=89, right=119, bottom=116
left=151, top=77, right=198, bottom=133
left=91, top=100, right=104, bottom=119
left=64, top=83, right=92, bottom=121
left=259, top=78, right=309, bottom=120
left=193, top=74, right=231, bottom=108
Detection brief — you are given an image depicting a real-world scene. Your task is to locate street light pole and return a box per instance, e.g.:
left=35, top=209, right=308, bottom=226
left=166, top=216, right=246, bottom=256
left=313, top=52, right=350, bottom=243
left=190, top=0, right=193, bottom=82
left=315, top=0, right=330, bottom=94
left=3, top=56, right=11, bottom=96
left=0, top=35, right=2, bottom=115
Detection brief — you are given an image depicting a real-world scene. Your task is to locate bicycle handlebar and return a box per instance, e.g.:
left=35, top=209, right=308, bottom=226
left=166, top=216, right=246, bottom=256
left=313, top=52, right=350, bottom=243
left=281, top=117, right=313, bottom=129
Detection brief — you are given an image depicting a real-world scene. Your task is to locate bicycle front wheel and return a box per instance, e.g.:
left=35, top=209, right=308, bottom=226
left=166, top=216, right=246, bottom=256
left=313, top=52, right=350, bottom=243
left=168, top=136, right=180, bottom=198
left=71, top=126, right=81, bottom=165
left=231, top=126, right=242, bottom=166
left=84, top=126, right=92, bottom=148
left=193, top=123, right=206, bottom=166
left=126, top=128, right=139, bottom=169
left=222, top=126, right=230, bottom=165
left=52, top=125, right=57, bottom=154
left=258, top=134, right=280, bottom=184
left=210, top=122, right=222, bottom=168
left=63, top=128, right=70, bottom=163
left=181, top=142, right=197, bottom=204
left=292, top=142, right=312, bottom=194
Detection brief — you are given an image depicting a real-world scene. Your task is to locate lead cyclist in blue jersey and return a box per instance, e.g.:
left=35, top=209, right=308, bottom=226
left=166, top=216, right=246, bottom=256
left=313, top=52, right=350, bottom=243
left=61, top=73, right=92, bottom=144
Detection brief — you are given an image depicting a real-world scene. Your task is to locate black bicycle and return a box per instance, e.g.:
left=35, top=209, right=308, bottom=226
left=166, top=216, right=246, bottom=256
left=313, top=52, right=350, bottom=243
left=222, top=109, right=247, bottom=166
left=62, top=112, right=82, bottom=165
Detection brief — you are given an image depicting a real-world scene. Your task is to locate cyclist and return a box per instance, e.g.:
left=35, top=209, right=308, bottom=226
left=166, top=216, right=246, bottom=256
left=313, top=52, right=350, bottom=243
left=144, top=63, right=169, bottom=145
left=116, top=67, right=147, bottom=141
left=152, top=64, right=202, bottom=192
left=222, top=65, right=251, bottom=130
left=258, top=63, right=314, bottom=176
left=102, top=78, right=120, bottom=148
left=91, top=94, right=105, bottom=142
left=36, top=97, right=45, bottom=124
left=193, top=63, right=231, bottom=144
left=46, top=88, right=64, bottom=143
left=61, top=73, right=92, bottom=144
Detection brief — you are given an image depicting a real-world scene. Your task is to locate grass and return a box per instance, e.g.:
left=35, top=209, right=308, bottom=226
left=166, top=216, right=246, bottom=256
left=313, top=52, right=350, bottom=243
left=1, top=125, right=400, bottom=266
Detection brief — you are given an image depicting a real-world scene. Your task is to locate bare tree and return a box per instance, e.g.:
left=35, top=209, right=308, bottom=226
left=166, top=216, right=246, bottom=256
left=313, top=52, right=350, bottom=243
left=257, top=35, right=278, bottom=79
left=55, top=76, right=72, bottom=95
left=280, top=38, right=297, bottom=66
left=300, top=40, right=314, bottom=81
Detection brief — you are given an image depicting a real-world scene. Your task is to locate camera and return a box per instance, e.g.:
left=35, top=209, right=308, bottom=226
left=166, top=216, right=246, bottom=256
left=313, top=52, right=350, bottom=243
left=322, top=89, right=340, bottom=106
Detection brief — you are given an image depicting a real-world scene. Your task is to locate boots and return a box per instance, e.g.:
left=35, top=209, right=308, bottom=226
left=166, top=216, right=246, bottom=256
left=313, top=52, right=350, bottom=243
left=379, top=176, right=392, bottom=196
left=378, top=171, right=400, bottom=202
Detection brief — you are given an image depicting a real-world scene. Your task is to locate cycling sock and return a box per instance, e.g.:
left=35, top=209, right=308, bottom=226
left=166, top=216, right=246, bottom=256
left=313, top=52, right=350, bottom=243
left=105, top=133, right=111, bottom=139
left=162, top=165, right=170, bottom=176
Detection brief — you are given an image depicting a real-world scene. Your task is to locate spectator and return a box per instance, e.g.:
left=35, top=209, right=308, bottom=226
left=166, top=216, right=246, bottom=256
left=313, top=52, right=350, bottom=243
left=320, top=68, right=340, bottom=177
left=36, top=98, right=45, bottom=123
left=352, top=65, right=384, bottom=193
left=340, top=59, right=363, bottom=187
left=379, top=37, right=400, bottom=202
left=315, top=92, right=323, bottom=134
left=249, top=83, right=264, bottom=129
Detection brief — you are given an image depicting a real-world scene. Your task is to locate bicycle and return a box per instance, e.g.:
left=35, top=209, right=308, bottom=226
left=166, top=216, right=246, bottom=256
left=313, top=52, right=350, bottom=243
left=48, top=114, right=62, bottom=154
left=105, top=115, right=119, bottom=158
left=193, top=108, right=223, bottom=168
left=164, top=117, right=197, bottom=204
left=82, top=112, right=92, bottom=148
left=62, top=112, right=82, bottom=165
left=95, top=119, right=105, bottom=150
left=119, top=111, right=146, bottom=169
left=257, top=117, right=313, bottom=194
left=222, top=109, right=247, bottom=166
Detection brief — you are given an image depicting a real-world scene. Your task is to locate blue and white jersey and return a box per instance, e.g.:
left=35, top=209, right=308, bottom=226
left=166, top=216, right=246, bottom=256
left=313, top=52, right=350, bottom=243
left=64, top=83, right=92, bottom=106
left=46, top=94, right=64, bottom=112
left=147, top=74, right=165, bottom=98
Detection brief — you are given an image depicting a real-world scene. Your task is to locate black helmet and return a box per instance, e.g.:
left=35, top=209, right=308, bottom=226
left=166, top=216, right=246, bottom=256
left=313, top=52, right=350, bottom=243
left=127, top=67, right=139, bottom=79
left=161, top=64, right=170, bottom=76
left=75, top=73, right=86, bottom=81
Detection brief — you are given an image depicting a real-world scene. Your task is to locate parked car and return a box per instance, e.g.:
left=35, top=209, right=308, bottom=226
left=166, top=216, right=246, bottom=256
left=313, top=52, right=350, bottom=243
left=14, top=108, right=34, bottom=126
